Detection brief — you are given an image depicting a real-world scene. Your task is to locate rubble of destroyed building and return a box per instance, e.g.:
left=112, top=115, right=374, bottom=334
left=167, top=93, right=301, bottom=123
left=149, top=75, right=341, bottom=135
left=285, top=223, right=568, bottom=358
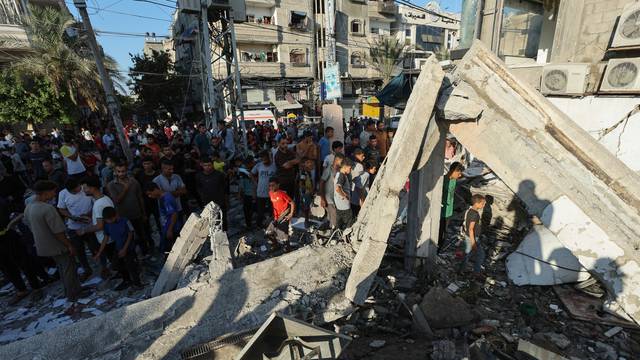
left=0, top=41, right=639, bottom=360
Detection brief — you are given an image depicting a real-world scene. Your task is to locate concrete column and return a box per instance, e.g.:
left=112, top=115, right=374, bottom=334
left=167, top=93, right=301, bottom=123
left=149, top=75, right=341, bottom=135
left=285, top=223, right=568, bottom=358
left=405, top=118, right=447, bottom=272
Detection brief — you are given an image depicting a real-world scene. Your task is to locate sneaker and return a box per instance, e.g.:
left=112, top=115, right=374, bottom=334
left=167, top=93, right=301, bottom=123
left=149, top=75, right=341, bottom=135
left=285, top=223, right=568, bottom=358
left=114, top=281, right=131, bottom=291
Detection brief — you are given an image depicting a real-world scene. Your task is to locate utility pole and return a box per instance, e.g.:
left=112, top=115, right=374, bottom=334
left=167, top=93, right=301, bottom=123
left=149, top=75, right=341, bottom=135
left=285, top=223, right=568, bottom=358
left=228, top=10, right=248, bottom=153
left=73, top=0, right=132, bottom=164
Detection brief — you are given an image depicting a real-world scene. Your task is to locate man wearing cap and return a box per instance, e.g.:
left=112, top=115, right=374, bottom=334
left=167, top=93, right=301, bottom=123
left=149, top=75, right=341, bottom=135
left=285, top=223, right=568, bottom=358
left=61, top=139, right=86, bottom=180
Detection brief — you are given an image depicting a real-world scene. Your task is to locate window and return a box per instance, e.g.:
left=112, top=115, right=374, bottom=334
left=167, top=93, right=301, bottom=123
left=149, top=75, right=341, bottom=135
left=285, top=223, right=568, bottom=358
left=371, top=27, right=379, bottom=35
left=290, top=11, right=308, bottom=31
left=499, top=0, right=544, bottom=58
left=246, top=15, right=255, bottom=22
left=351, top=19, right=363, bottom=35
left=315, top=0, right=325, bottom=14
left=416, top=25, right=445, bottom=52
left=405, top=29, right=411, bottom=37
left=350, top=51, right=365, bottom=68
left=290, top=49, right=307, bottom=65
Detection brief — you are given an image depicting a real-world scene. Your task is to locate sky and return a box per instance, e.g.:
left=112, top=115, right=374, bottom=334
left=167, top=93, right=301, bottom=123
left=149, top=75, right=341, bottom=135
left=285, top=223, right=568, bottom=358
left=66, top=0, right=463, bottom=87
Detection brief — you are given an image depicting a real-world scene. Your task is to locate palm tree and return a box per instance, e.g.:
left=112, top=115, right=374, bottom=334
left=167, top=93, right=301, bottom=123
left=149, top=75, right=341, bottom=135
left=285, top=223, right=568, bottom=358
left=367, top=36, right=408, bottom=85
left=6, top=5, right=122, bottom=111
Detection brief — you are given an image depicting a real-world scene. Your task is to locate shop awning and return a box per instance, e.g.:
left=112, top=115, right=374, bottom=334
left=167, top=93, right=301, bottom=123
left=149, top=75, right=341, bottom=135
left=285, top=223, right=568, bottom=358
left=271, top=99, right=303, bottom=112
left=225, top=109, right=276, bottom=123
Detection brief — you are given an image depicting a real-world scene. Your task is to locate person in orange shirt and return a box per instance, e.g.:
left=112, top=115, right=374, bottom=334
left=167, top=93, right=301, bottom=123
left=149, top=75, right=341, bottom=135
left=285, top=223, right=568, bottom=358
left=375, top=121, right=390, bottom=158
left=266, top=177, right=295, bottom=247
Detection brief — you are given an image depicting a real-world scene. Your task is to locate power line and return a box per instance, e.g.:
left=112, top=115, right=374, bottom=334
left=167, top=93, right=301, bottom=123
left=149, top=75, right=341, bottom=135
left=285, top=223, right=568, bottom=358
left=64, top=1, right=172, bottom=22
left=133, top=0, right=177, bottom=9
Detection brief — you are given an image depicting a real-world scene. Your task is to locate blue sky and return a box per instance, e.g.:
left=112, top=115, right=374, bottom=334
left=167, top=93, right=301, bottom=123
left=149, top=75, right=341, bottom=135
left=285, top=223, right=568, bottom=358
left=67, top=0, right=462, bottom=83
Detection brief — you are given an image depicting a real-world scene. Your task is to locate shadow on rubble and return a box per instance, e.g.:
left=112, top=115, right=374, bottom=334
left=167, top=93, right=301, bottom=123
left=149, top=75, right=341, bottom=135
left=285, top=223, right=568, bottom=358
left=123, top=250, right=353, bottom=359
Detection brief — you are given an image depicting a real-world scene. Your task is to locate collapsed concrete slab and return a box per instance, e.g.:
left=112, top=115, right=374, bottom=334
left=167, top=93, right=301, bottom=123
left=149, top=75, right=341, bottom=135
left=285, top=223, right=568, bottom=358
left=506, top=225, right=591, bottom=286
left=405, top=118, right=447, bottom=271
left=444, top=41, right=640, bottom=324
left=151, top=202, right=225, bottom=297
left=0, top=243, right=353, bottom=360
left=345, top=56, right=445, bottom=305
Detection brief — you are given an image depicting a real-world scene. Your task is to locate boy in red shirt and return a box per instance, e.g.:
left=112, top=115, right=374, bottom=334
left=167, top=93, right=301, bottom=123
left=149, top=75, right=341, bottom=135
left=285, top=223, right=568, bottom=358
left=266, top=177, right=295, bottom=247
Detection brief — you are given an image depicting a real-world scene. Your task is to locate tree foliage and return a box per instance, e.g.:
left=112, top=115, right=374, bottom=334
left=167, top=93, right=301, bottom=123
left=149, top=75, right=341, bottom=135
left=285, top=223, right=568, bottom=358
left=0, top=70, right=73, bottom=125
left=128, top=50, right=187, bottom=118
left=367, top=36, right=408, bottom=85
left=5, top=5, right=122, bottom=112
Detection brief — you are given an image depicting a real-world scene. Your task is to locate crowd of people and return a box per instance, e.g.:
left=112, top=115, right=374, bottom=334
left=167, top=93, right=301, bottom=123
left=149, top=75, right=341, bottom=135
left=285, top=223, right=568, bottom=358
left=0, top=116, right=391, bottom=312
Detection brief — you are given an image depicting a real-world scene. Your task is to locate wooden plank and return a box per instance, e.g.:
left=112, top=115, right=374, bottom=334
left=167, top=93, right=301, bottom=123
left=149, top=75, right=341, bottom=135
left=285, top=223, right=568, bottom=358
left=344, top=56, right=445, bottom=304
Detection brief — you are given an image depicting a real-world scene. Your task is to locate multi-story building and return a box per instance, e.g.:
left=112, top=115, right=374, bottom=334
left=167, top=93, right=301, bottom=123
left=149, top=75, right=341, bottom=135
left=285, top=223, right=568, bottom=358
left=143, top=33, right=175, bottom=62
left=230, top=0, right=315, bottom=111
left=0, top=0, right=66, bottom=65
left=395, top=2, right=460, bottom=69
left=457, top=0, right=640, bottom=172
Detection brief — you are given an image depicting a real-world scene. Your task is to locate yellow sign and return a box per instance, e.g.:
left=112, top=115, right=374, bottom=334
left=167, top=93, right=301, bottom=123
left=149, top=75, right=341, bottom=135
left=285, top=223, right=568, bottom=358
left=362, top=96, right=381, bottom=118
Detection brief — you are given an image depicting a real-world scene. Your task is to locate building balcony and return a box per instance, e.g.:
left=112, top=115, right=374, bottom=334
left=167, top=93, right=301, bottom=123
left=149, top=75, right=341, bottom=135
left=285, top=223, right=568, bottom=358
left=234, top=23, right=279, bottom=43
left=367, top=1, right=396, bottom=22
left=237, top=61, right=313, bottom=78
left=0, top=23, right=28, bottom=49
left=244, top=0, right=276, bottom=7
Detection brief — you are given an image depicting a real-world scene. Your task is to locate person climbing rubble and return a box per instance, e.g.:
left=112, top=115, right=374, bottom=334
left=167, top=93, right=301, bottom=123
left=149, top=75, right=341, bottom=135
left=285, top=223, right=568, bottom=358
left=265, top=177, right=295, bottom=248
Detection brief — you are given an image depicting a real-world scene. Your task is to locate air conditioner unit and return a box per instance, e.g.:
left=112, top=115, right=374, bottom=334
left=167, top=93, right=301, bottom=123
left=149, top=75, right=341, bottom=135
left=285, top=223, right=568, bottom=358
left=540, top=63, right=591, bottom=95
left=600, top=58, right=640, bottom=93
left=612, top=2, right=640, bottom=48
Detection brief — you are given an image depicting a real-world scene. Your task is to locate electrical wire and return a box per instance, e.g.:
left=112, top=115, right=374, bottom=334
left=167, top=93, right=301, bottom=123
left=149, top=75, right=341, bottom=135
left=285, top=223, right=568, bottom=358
left=133, top=0, right=177, bottom=10
left=64, top=1, right=172, bottom=22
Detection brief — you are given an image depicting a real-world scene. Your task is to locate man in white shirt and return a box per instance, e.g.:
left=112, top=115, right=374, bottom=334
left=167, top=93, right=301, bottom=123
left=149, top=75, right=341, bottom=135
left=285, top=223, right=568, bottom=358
left=57, top=178, right=95, bottom=278
left=78, top=176, right=115, bottom=278
left=251, top=150, right=277, bottom=227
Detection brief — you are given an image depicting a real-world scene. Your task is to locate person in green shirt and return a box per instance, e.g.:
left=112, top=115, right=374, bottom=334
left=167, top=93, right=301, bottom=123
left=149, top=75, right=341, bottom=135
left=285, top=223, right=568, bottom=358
left=438, top=162, right=465, bottom=253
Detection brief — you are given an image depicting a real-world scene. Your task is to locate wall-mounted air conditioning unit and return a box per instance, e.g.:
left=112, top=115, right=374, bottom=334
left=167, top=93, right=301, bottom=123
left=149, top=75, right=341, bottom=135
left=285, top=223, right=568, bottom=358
left=540, top=63, right=591, bottom=95
left=600, top=58, right=640, bottom=93
left=612, top=2, right=640, bottom=48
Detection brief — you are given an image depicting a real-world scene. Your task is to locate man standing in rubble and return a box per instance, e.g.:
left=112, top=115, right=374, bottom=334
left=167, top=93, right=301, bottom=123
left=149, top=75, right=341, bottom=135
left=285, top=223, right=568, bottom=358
left=459, top=194, right=486, bottom=278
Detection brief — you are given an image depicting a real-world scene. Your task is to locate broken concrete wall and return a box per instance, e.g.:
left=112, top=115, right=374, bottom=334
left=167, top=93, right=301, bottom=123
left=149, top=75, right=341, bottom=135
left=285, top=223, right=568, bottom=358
left=345, top=56, right=445, bottom=305
left=442, top=41, right=640, bottom=324
left=0, top=244, right=353, bottom=360
left=151, top=202, right=225, bottom=297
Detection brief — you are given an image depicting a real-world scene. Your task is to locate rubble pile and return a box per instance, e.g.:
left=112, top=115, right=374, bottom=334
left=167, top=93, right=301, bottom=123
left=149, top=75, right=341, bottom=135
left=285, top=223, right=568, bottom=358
left=337, top=184, right=640, bottom=359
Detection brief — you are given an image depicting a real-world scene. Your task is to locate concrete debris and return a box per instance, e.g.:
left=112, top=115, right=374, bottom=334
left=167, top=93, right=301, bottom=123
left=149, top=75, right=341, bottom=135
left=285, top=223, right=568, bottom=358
left=506, top=225, right=591, bottom=286
left=410, top=304, right=434, bottom=338
left=436, top=80, right=484, bottom=121
left=151, top=210, right=210, bottom=297
left=554, top=285, right=639, bottom=329
left=604, top=326, right=623, bottom=338
left=516, top=340, right=568, bottom=360
left=345, top=55, right=445, bottom=305
left=431, top=340, right=457, bottom=360
left=446, top=40, right=640, bottom=324
left=368, top=340, right=386, bottom=348
left=534, top=332, right=571, bottom=350
left=419, top=287, right=475, bottom=329
left=234, top=312, right=351, bottom=360
left=0, top=244, right=354, bottom=359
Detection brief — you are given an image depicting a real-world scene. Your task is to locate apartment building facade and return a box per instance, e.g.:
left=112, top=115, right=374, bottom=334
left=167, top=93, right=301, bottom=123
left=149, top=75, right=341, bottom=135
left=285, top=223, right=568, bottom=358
left=0, top=0, right=66, bottom=64
left=394, top=2, right=460, bottom=68
left=457, top=0, right=640, bottom=172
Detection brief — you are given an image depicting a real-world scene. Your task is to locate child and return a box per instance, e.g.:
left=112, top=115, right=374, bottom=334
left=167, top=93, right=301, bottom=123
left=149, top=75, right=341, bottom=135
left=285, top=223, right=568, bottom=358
left=334, top=159, right=353, bottom=230
left=352, top=159, right=377, bottom=217
left=439, top=162, right=465, bottom=253
left=266, top=178, right=295, bottom=246
left=144, top=182, right=183, bottom=254
left=94, top=207, right=142, bottom=290
left=458, top=194, right=486, bottom=278
left=237, top=158, right=256, bottom=229
left=297, top=157, right=315, bottom=226
left=212, top=151, right=225, bottom=173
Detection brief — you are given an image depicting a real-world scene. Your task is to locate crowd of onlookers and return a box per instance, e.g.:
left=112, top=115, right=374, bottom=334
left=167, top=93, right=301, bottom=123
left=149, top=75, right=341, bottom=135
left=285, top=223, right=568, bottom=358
left=0, top=116, right=392, bottom=312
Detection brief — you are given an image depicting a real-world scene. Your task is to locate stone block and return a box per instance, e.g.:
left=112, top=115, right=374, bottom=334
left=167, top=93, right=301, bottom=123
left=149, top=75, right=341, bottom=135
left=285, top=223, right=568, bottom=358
left=419, top=287, right=475, bottom=329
